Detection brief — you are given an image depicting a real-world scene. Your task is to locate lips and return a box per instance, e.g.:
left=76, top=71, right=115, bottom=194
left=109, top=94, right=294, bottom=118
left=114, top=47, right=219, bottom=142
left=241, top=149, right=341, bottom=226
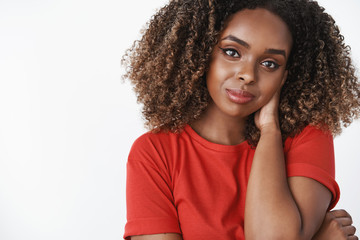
left=225, top=88, right=255, bottom=104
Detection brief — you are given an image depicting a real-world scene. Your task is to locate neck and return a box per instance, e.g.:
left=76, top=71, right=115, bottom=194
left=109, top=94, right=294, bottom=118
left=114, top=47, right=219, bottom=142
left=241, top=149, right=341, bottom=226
left=191, top=103, right=247, bottom=145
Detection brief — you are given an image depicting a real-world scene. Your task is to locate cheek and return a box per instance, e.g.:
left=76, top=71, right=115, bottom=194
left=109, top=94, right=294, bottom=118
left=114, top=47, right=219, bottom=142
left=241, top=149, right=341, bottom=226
left=209, top=60, right=226, bottom=75
left=258, top=74, right=284, bottom=99
left=207, top=61, right=233, bottom=86
left=206, top=63, right=223, bottom=89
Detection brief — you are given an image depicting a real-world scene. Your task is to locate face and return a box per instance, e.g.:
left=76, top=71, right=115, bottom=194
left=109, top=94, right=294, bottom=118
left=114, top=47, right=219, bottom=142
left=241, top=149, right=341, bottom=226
left=206, top=8, right=293, bottom=119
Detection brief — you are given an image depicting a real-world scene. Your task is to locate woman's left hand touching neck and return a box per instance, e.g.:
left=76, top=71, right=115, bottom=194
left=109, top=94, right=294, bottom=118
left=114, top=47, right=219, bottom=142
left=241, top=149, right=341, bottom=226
left=254, top=87, right=282, bottom=133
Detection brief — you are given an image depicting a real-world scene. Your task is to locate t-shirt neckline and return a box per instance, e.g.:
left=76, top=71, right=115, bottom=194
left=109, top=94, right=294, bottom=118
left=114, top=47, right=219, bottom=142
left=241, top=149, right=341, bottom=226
left=184, top=125, right=250, bottom=152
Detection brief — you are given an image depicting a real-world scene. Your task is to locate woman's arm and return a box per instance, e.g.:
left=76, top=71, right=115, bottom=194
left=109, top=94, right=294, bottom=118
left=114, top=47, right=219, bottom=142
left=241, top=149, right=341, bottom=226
left=245, top=127, right=331, bottom=239
left=244, top=88, right=332, bottom=240
left=128, top=210, right=357, bottom=240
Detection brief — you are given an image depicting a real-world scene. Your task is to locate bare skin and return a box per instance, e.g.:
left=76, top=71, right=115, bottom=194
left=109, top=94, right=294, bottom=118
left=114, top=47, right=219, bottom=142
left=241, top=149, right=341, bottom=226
left=128, top=8, right=358, bottom=240
left=128, top=210, right=358, bottom=239
left=313, top=210, right=358, bottom=240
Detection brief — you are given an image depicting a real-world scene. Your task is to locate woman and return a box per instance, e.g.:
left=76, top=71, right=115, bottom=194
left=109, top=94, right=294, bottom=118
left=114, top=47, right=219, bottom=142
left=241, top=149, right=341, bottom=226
left=122, top=0, right=359, bottom=239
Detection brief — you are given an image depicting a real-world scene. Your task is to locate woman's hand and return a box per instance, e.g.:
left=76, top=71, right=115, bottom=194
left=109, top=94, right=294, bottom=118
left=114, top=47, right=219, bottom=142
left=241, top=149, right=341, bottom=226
left=312, top=209, right=358, bottom=240
left=254, top=87, right=282, bottom=132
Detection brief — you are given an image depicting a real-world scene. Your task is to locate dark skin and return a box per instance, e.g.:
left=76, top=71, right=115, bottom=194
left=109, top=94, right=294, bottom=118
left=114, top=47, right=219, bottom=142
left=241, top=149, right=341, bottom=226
left=130, top=210, right=357, bottom=239
left=130, top=8, right=358, bottom=240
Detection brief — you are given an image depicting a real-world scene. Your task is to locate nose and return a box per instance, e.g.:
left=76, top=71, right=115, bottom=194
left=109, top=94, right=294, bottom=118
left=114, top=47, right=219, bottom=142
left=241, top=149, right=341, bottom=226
left=236, top=62, right=256, bottom=84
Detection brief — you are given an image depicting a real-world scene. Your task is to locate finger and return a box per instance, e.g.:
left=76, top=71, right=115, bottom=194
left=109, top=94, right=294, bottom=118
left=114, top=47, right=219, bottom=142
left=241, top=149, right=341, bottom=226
left=331, top=209, right=352, bottom=218
left=337, top=217, right=353, bottom=226
left=348, top=236, right=358, bottom=240
left=342, top=225, right=357, bottom=236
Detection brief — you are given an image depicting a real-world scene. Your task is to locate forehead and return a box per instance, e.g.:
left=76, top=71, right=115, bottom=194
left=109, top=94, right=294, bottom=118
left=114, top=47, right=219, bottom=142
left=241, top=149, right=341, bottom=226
left=221, top=8, right=293, bottom=52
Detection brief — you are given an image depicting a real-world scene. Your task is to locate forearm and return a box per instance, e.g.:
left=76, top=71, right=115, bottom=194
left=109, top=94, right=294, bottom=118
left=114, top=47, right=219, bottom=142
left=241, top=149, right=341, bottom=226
left=244, top=125, right=303, bottom=240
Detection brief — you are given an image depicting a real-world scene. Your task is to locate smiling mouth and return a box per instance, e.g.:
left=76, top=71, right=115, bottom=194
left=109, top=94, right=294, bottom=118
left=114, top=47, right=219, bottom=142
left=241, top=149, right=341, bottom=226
left=225, top=88, right=255, bottom=104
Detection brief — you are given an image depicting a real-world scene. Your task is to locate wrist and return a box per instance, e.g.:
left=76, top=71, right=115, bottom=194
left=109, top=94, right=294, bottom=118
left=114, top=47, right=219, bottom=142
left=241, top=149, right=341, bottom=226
left=259, top=125, right=282, bottom=141
left=259, top=122, right=281, bottom=135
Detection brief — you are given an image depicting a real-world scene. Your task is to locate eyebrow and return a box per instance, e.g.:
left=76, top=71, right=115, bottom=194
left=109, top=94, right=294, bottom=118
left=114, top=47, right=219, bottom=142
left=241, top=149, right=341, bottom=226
left=221, top=35, right=250, bottom=48
left=264, top=48, right=286, bottom=58
left=221, top=34, right=287, bottom=58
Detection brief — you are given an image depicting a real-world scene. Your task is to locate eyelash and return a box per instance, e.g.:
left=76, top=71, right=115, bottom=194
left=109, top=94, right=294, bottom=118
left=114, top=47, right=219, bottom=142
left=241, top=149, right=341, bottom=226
left=219, top=47, right=240, bottom=58
left=219, top=47, right=280, bottom=70
left=261, top=61, right=280, bottom=69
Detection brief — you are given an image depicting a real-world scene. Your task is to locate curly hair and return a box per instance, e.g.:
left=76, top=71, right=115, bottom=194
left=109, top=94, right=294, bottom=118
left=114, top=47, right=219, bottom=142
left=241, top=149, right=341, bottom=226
left=122, top=0, right=360, bottom=146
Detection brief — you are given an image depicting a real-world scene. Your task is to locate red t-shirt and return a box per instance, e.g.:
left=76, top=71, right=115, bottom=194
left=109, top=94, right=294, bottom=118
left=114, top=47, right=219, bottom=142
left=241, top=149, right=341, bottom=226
left=124, top=125, right=340, bottom=239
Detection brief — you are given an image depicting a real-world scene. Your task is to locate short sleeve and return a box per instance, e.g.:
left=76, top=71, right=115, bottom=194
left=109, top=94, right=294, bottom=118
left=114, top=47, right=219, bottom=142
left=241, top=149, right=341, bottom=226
left=284, top=126, right=340, bottom=210
left=124, top=134, right=181, bottom=239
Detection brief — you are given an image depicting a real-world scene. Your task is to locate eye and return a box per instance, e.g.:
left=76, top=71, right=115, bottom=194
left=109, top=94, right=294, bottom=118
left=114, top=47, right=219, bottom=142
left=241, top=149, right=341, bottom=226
left=261, top=60, right=280, bottom=69
left=219, top=47, right=240, bottom=58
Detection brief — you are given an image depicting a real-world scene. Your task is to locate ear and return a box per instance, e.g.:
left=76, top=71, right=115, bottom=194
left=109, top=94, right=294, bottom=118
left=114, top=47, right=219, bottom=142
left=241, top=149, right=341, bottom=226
left=280, top=70, right=288, bottom=87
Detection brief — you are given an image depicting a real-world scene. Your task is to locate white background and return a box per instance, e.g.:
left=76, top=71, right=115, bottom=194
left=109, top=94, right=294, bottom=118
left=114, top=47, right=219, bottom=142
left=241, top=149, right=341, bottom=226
left=0, top=0, right=359, bottom=239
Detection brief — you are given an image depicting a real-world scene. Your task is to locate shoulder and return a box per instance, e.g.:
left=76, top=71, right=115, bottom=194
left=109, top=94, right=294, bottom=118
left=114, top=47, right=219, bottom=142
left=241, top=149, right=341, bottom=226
left=283, top=125, right=335, bottom=171
left=284, top=125, right=333, bottom=152
left=284, top=126, right=339, bottom=208
left=128, top=128, right=189, bottom=164
left=130, top=129, right=182, bottom=150
left=284, top=125, right=335, bottom=178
